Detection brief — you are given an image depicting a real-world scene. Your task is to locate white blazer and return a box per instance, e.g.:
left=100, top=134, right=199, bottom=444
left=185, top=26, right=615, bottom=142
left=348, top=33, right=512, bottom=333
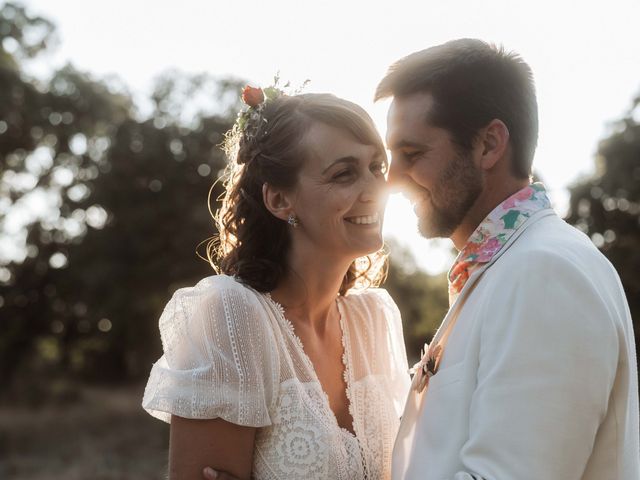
left=392, top=209, right=639, bottom=480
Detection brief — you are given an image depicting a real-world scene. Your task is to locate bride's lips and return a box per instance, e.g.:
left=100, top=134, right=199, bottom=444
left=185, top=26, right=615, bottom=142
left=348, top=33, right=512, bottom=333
left=344, top=212, right=381, bottom=226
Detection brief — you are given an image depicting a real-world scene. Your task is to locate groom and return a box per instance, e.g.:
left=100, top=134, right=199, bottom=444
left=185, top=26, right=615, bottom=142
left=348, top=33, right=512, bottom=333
left=379, top=39, right=639, bottom=479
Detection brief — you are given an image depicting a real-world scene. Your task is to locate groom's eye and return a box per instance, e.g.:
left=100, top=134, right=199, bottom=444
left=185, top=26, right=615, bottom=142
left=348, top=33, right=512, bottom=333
left=403, top=150, right=422, bottom=162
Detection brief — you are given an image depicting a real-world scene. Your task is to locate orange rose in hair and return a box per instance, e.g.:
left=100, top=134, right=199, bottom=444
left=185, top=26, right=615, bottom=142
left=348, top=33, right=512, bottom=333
left=241, top=86, right=264, bottom=107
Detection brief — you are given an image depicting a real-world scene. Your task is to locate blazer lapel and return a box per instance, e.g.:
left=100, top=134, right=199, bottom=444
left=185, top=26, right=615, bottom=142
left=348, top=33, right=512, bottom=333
left=430, top=208, right=556, bottom=348
left=393, top=208, right=557, bottom=474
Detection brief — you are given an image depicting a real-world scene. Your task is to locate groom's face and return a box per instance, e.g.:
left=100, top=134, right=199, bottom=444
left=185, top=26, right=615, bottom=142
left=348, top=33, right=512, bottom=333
left=386, top=92, right=483, bottom=239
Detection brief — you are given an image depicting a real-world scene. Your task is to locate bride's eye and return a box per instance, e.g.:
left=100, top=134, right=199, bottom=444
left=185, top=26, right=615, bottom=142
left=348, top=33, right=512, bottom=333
left=370, top=162, right=387, bottom=176
left=333, top=169, right=353, bottom=181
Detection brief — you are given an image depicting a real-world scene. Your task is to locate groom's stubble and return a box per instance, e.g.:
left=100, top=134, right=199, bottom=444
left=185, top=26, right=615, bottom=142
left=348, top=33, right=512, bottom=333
left=416, top=148, right=483, bottom=240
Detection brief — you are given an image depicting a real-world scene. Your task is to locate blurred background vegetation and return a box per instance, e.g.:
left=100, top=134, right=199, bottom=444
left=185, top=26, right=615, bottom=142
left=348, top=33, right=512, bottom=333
left=0, top=2, right=638, bottom=478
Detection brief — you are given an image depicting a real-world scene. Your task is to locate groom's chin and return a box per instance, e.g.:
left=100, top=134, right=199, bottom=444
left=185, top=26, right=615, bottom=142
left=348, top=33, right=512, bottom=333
left=417, top=212, right=455, bottom=240
left=417, top=217, right=440, bottom=240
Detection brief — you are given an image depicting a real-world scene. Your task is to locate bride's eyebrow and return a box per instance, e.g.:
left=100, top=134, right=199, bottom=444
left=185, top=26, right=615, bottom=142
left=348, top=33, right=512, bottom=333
left=321, top=156, right=359, bottom=174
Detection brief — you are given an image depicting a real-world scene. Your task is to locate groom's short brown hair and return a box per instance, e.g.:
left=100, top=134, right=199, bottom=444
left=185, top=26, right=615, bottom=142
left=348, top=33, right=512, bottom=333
left=375, top=39, right=538, bottom=179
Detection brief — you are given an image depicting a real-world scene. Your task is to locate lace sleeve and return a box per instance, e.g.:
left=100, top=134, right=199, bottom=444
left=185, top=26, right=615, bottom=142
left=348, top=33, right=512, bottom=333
left=142, top=275, right=279, bottom=427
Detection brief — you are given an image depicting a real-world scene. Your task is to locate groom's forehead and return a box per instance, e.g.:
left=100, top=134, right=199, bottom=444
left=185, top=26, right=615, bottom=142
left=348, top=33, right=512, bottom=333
left=388, top=92, right=435, bottom=121
left=386, top=93, right=435, bottom=147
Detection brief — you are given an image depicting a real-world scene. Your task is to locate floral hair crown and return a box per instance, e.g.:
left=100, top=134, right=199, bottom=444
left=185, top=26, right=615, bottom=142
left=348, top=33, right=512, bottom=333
left=233, top=75, right=309, bottom=138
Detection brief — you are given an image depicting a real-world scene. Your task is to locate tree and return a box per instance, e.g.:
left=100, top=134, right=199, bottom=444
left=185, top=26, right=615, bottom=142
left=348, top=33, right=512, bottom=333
left=0, top=2, right=131, bottom=385
left=383, top=240, right=449, bottom=363
left=565, top=93, right=640, bottom=359
left=0, top=2, right=244, bottom=388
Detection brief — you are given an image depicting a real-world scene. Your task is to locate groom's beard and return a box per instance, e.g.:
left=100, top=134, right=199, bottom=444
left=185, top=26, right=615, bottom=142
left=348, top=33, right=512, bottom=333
left=416, top=150, right=482, bottom=239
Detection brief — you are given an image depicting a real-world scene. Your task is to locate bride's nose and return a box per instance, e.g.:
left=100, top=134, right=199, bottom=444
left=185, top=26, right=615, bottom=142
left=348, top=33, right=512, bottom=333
left=359, top=176, right=390, bottom=204
left=387, top=164, right=399, bottom=185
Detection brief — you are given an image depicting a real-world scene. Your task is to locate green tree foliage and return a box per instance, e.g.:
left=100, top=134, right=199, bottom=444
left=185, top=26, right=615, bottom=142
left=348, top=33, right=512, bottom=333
left=565, top=94, right=640, bottom=356
left=0, top=2, right=451, bottom=391
left=0, top=1, right=56, bottom=69
left=383, top=240, right=449, bottom=363
left=7, top=2, right=636, bottom=394
left=0, top=2, right=244, bottom=388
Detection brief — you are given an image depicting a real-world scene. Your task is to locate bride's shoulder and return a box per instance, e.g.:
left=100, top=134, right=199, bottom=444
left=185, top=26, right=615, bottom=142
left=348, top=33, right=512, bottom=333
left=341, top=288, right=404, bottom=352
left=187, top=272, right=247, bottom=291
left=164, top=274, right=270, bottom=327
left=174, top=274, right=259, bottom=302
left=341, top=287, right=400, bottom=317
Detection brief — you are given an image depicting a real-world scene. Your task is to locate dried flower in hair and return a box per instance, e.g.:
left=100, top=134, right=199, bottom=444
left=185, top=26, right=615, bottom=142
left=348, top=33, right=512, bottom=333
left=241, top=86, right=265, bottom=107
left=230, top=76, right=311, bottom=156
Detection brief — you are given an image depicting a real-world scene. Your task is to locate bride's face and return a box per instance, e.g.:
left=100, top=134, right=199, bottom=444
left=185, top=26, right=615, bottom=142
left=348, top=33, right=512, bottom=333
left=291, top=121, right=388, bottom=260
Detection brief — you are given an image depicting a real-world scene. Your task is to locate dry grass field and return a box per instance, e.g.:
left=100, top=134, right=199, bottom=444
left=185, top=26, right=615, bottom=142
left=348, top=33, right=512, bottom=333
left=0, top=384, right=169, bottom=479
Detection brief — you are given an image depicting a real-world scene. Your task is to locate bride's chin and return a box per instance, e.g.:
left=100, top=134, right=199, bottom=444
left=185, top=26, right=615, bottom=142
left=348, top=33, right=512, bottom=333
left=361, top=236, right=385, bottom=256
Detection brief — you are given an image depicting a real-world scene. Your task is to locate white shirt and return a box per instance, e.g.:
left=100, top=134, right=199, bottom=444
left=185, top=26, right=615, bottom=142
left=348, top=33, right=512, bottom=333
left=143, top=274, right=410, bottom=479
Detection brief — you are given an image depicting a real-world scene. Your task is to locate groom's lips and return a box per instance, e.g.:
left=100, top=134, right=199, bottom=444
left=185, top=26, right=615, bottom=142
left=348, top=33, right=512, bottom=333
left=405, top=188, right=429, bottom=206
left=410, top=191, right=432, bottom=216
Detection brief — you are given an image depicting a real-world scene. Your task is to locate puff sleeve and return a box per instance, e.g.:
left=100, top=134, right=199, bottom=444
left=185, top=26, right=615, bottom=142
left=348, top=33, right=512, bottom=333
left=142, top=275, right=279, bottom=428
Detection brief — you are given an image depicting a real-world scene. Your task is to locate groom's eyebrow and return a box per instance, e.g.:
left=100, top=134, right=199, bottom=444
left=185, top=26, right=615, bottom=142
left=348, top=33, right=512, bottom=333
left=388, top=139, right=430, bottom=151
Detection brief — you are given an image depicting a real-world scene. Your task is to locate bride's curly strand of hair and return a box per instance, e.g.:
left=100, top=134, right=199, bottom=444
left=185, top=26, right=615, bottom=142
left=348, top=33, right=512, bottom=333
left=208, top=92, right=388, bottom=295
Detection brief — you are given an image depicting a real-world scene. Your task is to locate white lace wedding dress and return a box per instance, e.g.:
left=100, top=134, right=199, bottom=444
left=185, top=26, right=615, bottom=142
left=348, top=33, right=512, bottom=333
left=142, top=274, right=410, bottom=479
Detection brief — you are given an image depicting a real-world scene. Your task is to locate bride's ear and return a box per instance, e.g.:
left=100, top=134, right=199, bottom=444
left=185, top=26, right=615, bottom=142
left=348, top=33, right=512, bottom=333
left=262, top=183, right=294, bottom=222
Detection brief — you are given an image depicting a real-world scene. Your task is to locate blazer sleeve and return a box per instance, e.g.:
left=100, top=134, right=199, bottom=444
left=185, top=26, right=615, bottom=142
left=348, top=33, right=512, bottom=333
left=451, top=249, right=620, bottom=479
left=142, top=275, right=279, bottom=428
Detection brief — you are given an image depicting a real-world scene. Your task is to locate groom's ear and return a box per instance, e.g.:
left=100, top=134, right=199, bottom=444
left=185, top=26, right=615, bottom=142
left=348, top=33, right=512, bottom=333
left=477, top=119, right=510, bottom=171
left=262, top=182, right=295, bottom=222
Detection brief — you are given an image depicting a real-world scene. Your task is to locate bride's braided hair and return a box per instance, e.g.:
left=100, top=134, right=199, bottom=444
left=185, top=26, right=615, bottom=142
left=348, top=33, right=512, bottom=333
left=209, top=91, right=387, bottom=294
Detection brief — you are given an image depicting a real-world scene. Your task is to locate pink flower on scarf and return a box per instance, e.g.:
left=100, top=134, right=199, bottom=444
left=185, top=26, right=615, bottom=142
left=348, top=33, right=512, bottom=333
left=477, top=237, right=502, bottom=262
left=502, top=186, right=534, bottom=210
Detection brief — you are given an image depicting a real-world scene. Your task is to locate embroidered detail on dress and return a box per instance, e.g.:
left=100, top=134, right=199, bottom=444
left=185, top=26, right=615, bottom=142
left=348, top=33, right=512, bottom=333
left=265, top=294, right=357, bottom=433
left=144, top=279, right=406, bottom=480
left=337, top=298, right=369, bottom=478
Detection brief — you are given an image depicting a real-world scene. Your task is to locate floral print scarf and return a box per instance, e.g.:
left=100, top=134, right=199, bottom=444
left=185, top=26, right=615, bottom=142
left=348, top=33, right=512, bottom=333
left=447, top=183, right=552, bottom=305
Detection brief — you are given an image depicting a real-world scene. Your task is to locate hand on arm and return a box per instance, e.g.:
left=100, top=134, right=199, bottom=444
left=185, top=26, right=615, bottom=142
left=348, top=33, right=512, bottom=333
left=202, top=466, right=241, bottom=480
left=170, top=415, right=255, bottom=480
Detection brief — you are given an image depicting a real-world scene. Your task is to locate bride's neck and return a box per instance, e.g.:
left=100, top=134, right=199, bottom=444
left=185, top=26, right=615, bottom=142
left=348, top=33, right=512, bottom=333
left=270, top=245, right=351, bottom=332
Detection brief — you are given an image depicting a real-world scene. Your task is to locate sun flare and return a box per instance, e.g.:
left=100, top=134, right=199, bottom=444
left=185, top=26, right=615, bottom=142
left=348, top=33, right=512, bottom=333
left=383, top=194, right=455, bottom=275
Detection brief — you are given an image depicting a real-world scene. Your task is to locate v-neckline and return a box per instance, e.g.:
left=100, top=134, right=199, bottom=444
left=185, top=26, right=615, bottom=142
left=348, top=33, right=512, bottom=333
left=264, top=292, right=358, bottom=439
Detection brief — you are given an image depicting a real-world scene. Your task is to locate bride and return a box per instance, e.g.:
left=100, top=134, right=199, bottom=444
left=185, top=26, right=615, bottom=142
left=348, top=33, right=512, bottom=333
left=142, top=85, right=410, bottom=479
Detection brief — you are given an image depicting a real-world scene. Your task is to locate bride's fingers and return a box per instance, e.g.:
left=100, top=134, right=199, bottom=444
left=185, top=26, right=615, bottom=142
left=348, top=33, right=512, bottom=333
left=202, top=466, right=242, bottom=480
left=202, top=467, right=218, bottom=479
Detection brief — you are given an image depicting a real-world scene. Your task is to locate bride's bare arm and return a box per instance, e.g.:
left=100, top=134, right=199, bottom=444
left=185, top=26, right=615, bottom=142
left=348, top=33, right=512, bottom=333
left=169, top=415, right=256, bottom=480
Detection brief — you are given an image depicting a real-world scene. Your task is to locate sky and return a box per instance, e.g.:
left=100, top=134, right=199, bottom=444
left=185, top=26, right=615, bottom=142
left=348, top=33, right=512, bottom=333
left=15, top=0, right=640, bottom=273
